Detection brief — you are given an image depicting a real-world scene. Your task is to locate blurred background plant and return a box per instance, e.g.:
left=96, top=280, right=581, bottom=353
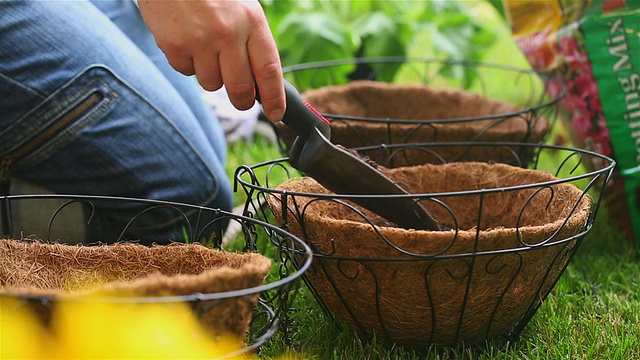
left=261, top=0, right=507, bottom=86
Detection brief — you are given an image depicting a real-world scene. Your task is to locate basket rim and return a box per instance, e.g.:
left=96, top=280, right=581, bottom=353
left=282, top=56, right=568, bottom=122
left=285, top=228, right=589, bottom=261
left=268, top=176, right=593, bottom=258
left=235, top=142, right=616, bottom=199
left=0, top=194, right=313, bottom=303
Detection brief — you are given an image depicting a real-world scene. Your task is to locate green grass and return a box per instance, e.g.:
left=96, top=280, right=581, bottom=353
left=227, top=135, right=298, bottom=208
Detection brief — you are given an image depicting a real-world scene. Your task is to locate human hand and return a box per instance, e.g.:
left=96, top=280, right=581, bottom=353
left=137, top=0, right=285, bottom=121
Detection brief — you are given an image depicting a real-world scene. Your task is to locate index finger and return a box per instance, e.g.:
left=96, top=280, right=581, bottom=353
left=247, top=27, right=285, bottom=122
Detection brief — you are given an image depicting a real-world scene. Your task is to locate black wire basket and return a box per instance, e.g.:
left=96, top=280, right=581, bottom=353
left=274, top=57, right=566, bottom=165
left=234, top=142, right=614, bottom=349
left=0, top=194, right=311, bottom=358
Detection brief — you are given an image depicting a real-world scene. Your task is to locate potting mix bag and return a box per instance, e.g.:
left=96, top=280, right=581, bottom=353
left=503, top=0, right=640, bottom=246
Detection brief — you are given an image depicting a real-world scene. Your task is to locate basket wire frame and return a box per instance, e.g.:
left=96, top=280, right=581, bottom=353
left=234, top=142, right=615, bottom=348
left=273, top=57, right=566, bottom=156
left=0, top=194, right=312, bottom=357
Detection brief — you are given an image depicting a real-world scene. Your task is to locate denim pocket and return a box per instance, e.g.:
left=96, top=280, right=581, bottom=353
left=0, top=66, right=117, bottom=171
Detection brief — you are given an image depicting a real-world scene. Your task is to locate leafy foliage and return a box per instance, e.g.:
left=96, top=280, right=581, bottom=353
left=276, top=12, right=356, bottom=68
left=262, top=0, right=498, bottom=85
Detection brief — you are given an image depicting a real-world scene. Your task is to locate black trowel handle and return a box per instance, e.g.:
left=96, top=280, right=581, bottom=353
left=255, top=80, right=331, bottom=140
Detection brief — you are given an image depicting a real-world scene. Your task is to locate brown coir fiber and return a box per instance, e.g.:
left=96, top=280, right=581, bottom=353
left=277, top=81, right=549, bottom=165
left=0, top=240, right=272, bottom=339
left=267, top=162, right=590, bottom=347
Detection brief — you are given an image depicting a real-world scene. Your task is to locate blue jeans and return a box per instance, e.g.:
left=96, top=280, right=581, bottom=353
left=0, top=0, right=233, bottom=243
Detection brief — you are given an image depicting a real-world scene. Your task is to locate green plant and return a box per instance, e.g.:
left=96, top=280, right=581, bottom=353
left=261, top=0, right=498, bottom=84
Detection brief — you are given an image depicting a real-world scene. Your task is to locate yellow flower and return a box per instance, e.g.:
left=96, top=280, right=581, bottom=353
left=52, top=299, right=245, bottom=359
left=1, top=294, right=246, bottom=359
left=0, top=296, right=49, bottom=359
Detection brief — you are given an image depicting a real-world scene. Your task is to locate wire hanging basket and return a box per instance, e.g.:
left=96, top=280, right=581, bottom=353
left=0, top=194, right=312, bottom=358
left=234, top=142, right=614, bottom=349
left=273, top=57, right=566, bottom=166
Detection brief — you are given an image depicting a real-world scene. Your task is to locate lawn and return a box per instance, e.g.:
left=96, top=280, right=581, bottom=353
left=220, top=3, right=640, bottom=358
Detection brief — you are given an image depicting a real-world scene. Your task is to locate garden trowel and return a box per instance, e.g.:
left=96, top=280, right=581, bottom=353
left=256, top=80, right=441, bottom=231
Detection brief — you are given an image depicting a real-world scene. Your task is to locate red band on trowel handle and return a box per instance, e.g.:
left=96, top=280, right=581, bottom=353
left=303, top=100, right=330, bottom=125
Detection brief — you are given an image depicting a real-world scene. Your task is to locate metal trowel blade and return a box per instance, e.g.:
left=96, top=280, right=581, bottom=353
left=295, top=128, right=440, bottom=231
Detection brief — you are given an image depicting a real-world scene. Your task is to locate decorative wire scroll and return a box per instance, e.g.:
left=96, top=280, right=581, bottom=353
left=234, top=142, right=615, bottom=348
left=272, top=57, right=567, bottom=157
left=0, top=195, right=312, bottom=357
